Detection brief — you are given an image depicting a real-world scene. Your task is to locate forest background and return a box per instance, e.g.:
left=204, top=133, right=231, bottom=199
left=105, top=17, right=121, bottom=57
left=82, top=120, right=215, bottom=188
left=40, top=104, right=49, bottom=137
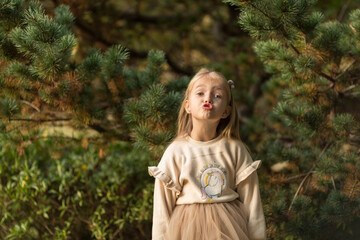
left=0, top=0, right=360, bottom=239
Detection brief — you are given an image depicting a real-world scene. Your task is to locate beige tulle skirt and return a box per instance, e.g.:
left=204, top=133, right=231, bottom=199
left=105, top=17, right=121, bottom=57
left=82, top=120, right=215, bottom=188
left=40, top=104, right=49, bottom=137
left=164, top=199, right=249, bottom=240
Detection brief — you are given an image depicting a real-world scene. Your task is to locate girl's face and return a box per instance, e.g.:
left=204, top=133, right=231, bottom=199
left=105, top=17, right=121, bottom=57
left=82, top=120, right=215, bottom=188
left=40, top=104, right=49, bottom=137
left=185, top=76, right=231, bottom=122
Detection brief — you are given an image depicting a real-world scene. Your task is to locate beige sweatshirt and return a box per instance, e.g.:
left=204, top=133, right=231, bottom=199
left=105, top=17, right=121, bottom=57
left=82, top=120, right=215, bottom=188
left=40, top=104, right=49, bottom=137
left=148, top=134, right=266, bottom=240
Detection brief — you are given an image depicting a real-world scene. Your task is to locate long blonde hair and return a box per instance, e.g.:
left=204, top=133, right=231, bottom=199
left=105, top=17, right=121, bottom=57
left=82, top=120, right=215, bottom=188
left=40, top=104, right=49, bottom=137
left=176, top=68, right=241, bottom=141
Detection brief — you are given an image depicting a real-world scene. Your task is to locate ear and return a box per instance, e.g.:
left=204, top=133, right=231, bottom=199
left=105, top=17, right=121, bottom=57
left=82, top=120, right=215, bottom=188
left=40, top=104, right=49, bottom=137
left=185, top=99, right=191, bottom=114
left=221, top=105, right=232, bottom=119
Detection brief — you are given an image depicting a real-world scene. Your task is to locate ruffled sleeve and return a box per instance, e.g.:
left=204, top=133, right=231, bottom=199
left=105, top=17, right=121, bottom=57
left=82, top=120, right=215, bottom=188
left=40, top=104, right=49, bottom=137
left=151, top=178, right=177, bottom=240
left=148, top=166, right=182, bottom=194
left=148, top=142, right=182, bottom=194
left=234, top=142, right=266, bottom=240
left=148, top=143, right=182, bottom=240
left=235, top=160, right=262, bottom=186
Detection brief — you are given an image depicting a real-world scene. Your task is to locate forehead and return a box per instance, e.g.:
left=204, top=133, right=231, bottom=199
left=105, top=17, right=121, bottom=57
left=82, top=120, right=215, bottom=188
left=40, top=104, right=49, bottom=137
left=192, top=76, right=227, bottom=91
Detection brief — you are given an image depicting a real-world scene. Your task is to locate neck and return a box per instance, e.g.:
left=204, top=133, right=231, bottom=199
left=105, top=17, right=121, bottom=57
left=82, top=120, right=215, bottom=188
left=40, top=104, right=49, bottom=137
left=190, top=119, right=220, bottom=141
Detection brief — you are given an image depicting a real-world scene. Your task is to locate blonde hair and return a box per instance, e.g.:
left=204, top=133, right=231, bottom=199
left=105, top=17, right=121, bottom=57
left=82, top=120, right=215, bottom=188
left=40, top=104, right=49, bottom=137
left=176, top=68, right=241, bottom=141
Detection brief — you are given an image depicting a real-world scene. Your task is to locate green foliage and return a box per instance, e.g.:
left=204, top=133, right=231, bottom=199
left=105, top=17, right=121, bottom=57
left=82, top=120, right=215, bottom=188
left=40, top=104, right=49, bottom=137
left=102, top=45, right=129, bottom=80
left=1, top=0, right=359, bottom=239
left=76, top=48, right=103, bottom=81
left=0, top=132, right=153, bottom=239
left=0, top=1, right=180, bottom=238
left=321, top=190, right=355, bottom=224
left=0, top=97, right=19, bottom=117
left=349, top=9, right=360, bottom=31
left=6, top=1, right=76, bottom=80
left=224, top=0, right=360, bottom=239
left=0, top=0, right=133, bottom=128
left=54, top=5, right=75, bottom=29
left=123, top=50, right=188, bottom=158
left=313, top=21, right=355, bottom=57
left=0, top=0, right=24, bottom=29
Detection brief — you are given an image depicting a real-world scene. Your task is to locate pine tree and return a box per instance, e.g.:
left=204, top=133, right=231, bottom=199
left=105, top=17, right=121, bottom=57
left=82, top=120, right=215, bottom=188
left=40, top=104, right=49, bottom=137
left=0, top=0, right=188, bottom=238
left=0, top=0, right=131, bottom=135
left=224, top=0, right=360, bottom=239
left=122, top=50, right=188, bottom=159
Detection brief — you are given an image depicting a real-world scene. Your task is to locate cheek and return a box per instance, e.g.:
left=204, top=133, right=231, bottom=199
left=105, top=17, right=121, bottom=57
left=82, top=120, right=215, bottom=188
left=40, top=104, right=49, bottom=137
left=219, top=100, right=228, bottom=108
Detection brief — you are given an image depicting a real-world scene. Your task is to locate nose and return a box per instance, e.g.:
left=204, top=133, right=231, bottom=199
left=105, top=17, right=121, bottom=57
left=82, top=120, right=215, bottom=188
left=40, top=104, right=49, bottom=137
left=204, top=95, right=212, bottom=104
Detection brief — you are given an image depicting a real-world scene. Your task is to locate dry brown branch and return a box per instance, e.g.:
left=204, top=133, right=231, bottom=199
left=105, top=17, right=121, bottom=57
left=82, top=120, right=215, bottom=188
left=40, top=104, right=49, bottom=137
left=288, top=142, right=332, bottom=213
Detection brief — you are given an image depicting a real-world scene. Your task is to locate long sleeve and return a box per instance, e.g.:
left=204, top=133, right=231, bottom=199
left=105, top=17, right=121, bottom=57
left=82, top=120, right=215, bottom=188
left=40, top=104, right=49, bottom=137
left=148, top=143, right=182, bottom=240
left=152, top=178, right=177, bottom=240
left=237, top=170, right=266, bottom=240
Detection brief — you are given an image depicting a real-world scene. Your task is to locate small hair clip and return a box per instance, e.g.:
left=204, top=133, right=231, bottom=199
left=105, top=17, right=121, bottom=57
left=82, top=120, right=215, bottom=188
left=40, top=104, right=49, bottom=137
left=227, top=80, right=235, bottom=89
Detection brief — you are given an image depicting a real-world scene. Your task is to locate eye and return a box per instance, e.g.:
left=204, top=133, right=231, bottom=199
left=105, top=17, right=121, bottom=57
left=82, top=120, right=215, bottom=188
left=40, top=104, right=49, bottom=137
left=215, top=94, right=222, bottom=98
left=196, top=92, right=204, bottom=96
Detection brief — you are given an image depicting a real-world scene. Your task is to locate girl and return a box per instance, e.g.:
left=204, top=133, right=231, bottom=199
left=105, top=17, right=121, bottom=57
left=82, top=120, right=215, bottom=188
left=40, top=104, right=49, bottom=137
left=148, top=68, right=266, bottom=240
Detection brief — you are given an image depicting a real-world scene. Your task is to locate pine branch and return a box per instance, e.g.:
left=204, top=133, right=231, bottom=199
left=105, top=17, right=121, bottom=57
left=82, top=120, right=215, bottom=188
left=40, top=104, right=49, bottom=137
left=280, top=173, right=308, bottom=183
left=288, top=141, right=332, bottom=213
left=287, top=168, right=315, bottom=213
left=243, top=1, right=337, bottom=85
left=88, top=123, right=107, bottom=133
left=335, top=59, right=356, bottom=80
left=28, top=16, right=49, bottom=41
left=112, top=10, right=204, bottom=26
left=20, top=100, right=40, bottom=112
left=317, top=71, right=336, bottom=83
left=331, top=176, right=337, bottom=190
left=247, top=1, right=273, bottom=21
left=338, top=0, right=353, bottom=22
left=7, top=117, right=71, bottom=122
left=342, top=84, right=359, bottom=98
left=349, top=178, right=359, bottom=199
left=287, top=38, right=337, bottom=85
left=290, top=43, right=300, bottom=55
left=74, top=18, right=193, bottom=76
left=36, top=135, right=101, bottom=142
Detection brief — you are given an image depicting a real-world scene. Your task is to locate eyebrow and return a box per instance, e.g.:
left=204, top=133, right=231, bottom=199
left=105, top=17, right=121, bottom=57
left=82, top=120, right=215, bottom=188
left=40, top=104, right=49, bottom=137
left=194, top=85, right=225, bottom=91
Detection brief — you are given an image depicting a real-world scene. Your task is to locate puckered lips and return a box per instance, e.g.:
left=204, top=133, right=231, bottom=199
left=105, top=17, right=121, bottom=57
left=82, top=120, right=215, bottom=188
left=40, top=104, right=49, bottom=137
left=202, top=103, right=213, bottom=110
